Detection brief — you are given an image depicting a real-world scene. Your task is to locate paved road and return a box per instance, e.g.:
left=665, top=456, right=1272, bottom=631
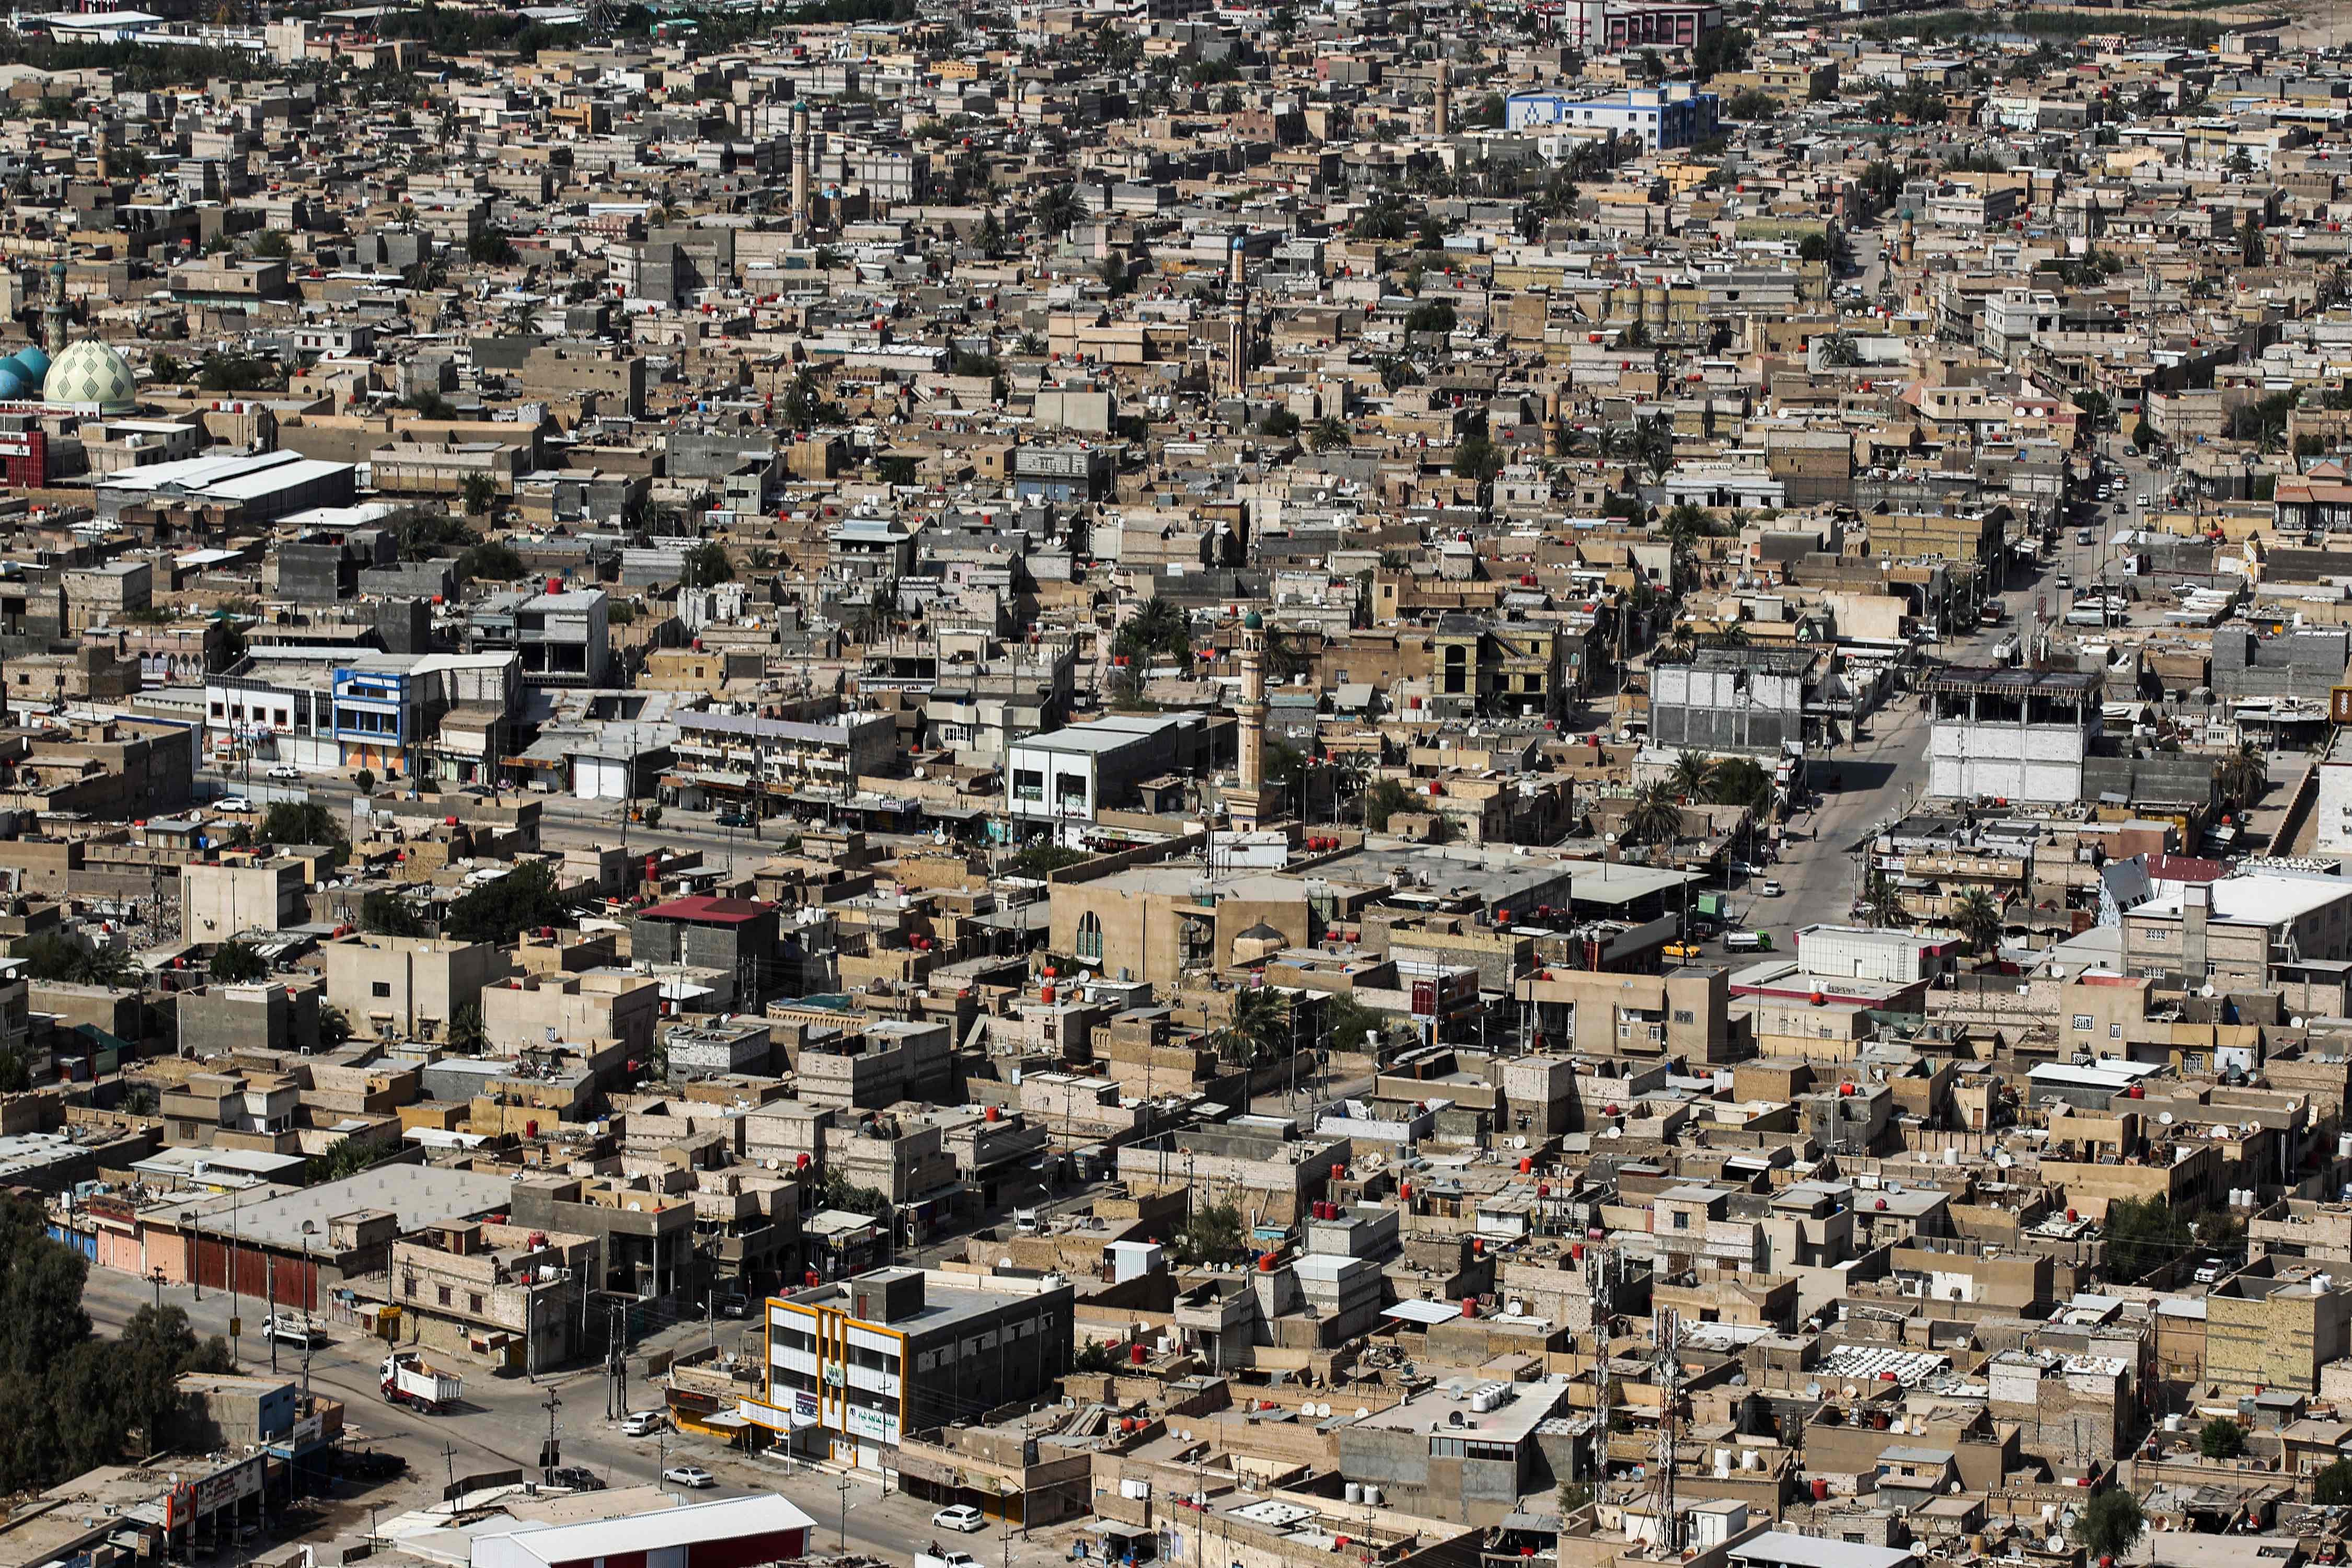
left=90, top=1264, right=1062, bottom=1566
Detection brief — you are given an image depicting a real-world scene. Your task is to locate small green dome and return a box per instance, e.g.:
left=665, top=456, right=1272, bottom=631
left=1243, top=610, right=1264, bottom=629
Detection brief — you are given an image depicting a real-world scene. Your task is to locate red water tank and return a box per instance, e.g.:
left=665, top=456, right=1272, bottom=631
left=985, top=1105, right=1001, bottom=1122
left=1129, top=1344, right=1148, bottom=1365
left=546, top=578, right=562, bottom=595
left=528, top=1231, right=547, bottom=1248
left=795, top=1152, right=811, bottom=1169
left=1812, top=1480, right=1830, bottom=1503
left=1040, top=985, right=1055, bottom=1004
left=1518, top=1156, right=1533, bottom=1174
left=1462, top=1297, right=1478, bottom=1319
left=526, top=1119, right=538, bottom=1137
left=1331, top=1163, right=1345, bottom=1182
left=1258, top=1252, right=1278, bottom=1271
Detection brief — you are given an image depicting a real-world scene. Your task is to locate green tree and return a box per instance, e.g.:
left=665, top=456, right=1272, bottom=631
left=1797, top=232, right=1831, bottom=263
left=1259, top=407, right=1301, bottom=439
left=2200, top=1417, right=2246, bottom=1459
left=1363, top=778, right=1413, bottom=831
left=1219, top=988, right=1293, bottom=1070
left=1115, top=597, right=1193, bottom=670
left=0, top=1050, right=27, bottom=1093
left=459, top=473, right=498, bottom=515
left=1622, top=781, right=1685, bottom=849
left=1691, top=22, right=1750, bottom=79
left=1952, top=887, right=2005, bottom=958
left=2104, top=1193, right=2192, bottom=1283
left=681, top=540, right=733, bottom=586
left=442, top=860, right=573, bottom=944
left=2313, top=1459, right=2352, bottom=1504
left=2072, top=1489, right=2146, bottom=1561
left=2216, top=743, right=2268, bottom=810
left=1096, top=256, right=1132, bottom=297
left=1323, top=990, right=1392, bottom=1055
left=467, top=228, right=518, bottom=265
left=446, top=1000, right=486, bottom=1054
left=1704, top=757, right=1776, bottom=814
left=1454, top=431, right=1504, bottom=482
left=207, top=941, right=267, bottom=983
left=1725, top=88, right=1778, bottom=120
left=305, top=1137, right=384, bottom=1184
left=1404, top=298, right=1457, bottom=335
left=2242, top=214, right=2266, bottom=267
left=457, top=541, right=525, bottom=581
left=319, top=1005, right=353, bottom=1050
left=1171, top=1199, right=1247, bottom=1265
left=1668, top=751, right=1717, bottom=800
left=1073, top=1339, right=1121, bottom=1373
left=360, top=889, right=432, bottom=938
left=1012, top=844, right=1090, bottom=877
left=1310, top=415, right=1352, bottom=452
left=252, top=229, right=293, bottom=260
left=260, top=801, right=345, bottom=856
left=353, top=767, right=376, bottom=795
left=2133, top=418, right=2155, bottom=452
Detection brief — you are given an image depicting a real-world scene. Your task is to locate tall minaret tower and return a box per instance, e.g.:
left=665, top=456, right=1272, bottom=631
left=1433, top=64, right=1451, bottom=136
left=790, top=101, right=811, bottom=240
left=1237, top=608, right=1267, bottom=803
left=45, top=249, right=69, bottom=356
left=1226, top=235, right=1248, bottom=399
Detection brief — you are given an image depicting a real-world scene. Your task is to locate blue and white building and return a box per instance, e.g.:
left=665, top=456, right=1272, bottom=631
left=1506, top=84, right=1720, bottom=149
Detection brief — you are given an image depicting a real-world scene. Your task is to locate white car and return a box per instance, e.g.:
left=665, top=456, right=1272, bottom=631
left=1760, top=880, right=1785, bottom=897
left=933, top=1505, right=988, bottom=1534
left=267, top=765, right=302, bottom=782
left=2194, top=1258, right=2227, bottom=1284
left=620, top=1410, right=665, bottom=1436
left=217, top=797, right=251, bottom=813
left=662, top=1465, right=714, bottom=1489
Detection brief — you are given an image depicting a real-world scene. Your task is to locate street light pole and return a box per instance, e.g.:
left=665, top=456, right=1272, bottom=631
left=837, top=1474, right=852, bottom=1553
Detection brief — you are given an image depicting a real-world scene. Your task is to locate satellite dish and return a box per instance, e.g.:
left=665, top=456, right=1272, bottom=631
left=1805, top=1381, right=1822, bottom=1398
left=2158, top=1112, right=2174, bottom=1125
left=2200, top=983, right=2217, bottom=997
left=1356, top=1406, right=1370, bottom=1419
left=1514, top=1135, right=1528, bottom=1149
left=2295, top=1017, right=2308, bottom=1029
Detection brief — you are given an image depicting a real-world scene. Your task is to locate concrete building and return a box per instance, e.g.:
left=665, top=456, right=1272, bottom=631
left=1504, top=84, right=1720, bottom=148
left=180, top=856, right=308, bottom=941
left=479, top=970, right=660, bottom=1061
left=1336, top=1376, right=1567, bottom=1525
left=1005, top=713, right=1213, bottom=836
left=321, top=933, right=515, bottom=1045
left=1650, top=647, right=1821, bottom=758
left=2206, top=1262, right=2352, bottom=1393
left=1924, top=665, right=2102, bottom=805
left=745, top=1266, right=1075, bottom=1477
left=472, top=1495, right=818, bottom=1568
left=385, top=1218, right=597, bottom=1372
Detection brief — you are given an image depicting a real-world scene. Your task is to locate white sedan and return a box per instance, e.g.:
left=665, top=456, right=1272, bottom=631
left=662, top=1465, right=715, bottom=1489
left=933, top=1505, right=988, bottom=1533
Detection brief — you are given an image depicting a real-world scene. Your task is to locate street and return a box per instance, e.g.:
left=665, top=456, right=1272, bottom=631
left=90, top=1264, right=1071, bottom=1567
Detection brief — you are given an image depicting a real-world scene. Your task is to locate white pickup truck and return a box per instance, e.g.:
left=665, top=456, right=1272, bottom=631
left=380, top=1351, right=464, bottom=1413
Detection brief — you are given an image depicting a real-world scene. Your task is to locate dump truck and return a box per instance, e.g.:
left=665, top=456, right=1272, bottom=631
left=381, top=1351, right=463, bottom=1413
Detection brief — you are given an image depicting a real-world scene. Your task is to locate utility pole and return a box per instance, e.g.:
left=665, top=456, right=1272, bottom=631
left=837, top=1474, right=852, bottom=1553
left=540, top=1386, right=561, bottom=1481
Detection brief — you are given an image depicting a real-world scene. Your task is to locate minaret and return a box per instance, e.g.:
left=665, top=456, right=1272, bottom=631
left=45, top=250, right=68, bottom=357
left=94, top=127, right=109, bottom=186
left=1238, top=608, right=1266, bottom=795
left=1434, top=65, right=1451, bottom=136
left=1544, top=384, right=1564, bottom=457
left=790, top=102, right=811, bottom=240
left=1897, top=217, right=1917, bottom=267
left=1226, top=235, right=1247, bottom=399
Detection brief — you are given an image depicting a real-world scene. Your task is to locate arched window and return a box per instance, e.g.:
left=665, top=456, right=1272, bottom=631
left=1076, top=912, right=1103, bottom=961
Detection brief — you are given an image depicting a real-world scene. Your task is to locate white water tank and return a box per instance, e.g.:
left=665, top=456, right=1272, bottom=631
left=1345, top=1483, right=1363, bottom=1504
left=1365, top=1486, right=1381, bottom=1506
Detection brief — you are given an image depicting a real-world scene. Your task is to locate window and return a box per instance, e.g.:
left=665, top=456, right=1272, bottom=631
left=469, top=1293, right=484, bottom=1313
left=373, top=981, right=393, bottom=998
left=437, top=1285, right=452, bottom=1306
left=1076, top=912, right=1103, bottom=962
left=1012, top=768, right=1044, bottom=803
left=2070, top=1014, right=2094, bottom=1031
left=1673, top=1009, right=1695, bottom=1024
left=1672, top=1210, right=1689, bottom=1230
left=2110, top=1023, right=2123, bottom=1039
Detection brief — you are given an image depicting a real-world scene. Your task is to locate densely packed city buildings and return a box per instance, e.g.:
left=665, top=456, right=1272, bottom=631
left=10, top=4, right=2352, bottom=1568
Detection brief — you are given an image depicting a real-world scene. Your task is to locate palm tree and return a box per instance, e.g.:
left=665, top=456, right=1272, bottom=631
left=1863, top=870, right=1903, bottom=929
left=1222, top=987, right=1293, bottom=1068
left=2215, top=743, right=2267, bottom=811
left=1119, top=597, right=1190, bottom=667
left=1310, top=415, right=1352, bottom=452
left=1668, top=752, right=1716, bottom=801
left=1622, top=781, right=1685, bottom=851
left=1638, top=416, right=1677, bottom=482
left=1952, top=888, right=2005, bottom=961
left=1032, top=183, right=1082, bottom=235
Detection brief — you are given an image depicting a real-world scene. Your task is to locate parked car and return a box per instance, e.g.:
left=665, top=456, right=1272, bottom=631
left=662, top=1465, right=714, bottom=1489
left=2194, top=1258, right=2228, bottom=1284
left=546, top=1467, right=605, bottom=1492
left=217, top=796, right=251, bottom=813
left=2076, top=529, right=2095, bottom=545
left=933, top=1506, right=988, bottom=1534
left=1760, top=880, right=1785, bottom=897
left=620, top=1410, right=666, bottom=1437
left=716, top=808, right=752, bottom=827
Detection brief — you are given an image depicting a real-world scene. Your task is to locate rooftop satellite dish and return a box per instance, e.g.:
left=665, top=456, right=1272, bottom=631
left=2158, top=1112, right=2174, bottom=1125
left=1805, top=1381, right=1822, bottom=1398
